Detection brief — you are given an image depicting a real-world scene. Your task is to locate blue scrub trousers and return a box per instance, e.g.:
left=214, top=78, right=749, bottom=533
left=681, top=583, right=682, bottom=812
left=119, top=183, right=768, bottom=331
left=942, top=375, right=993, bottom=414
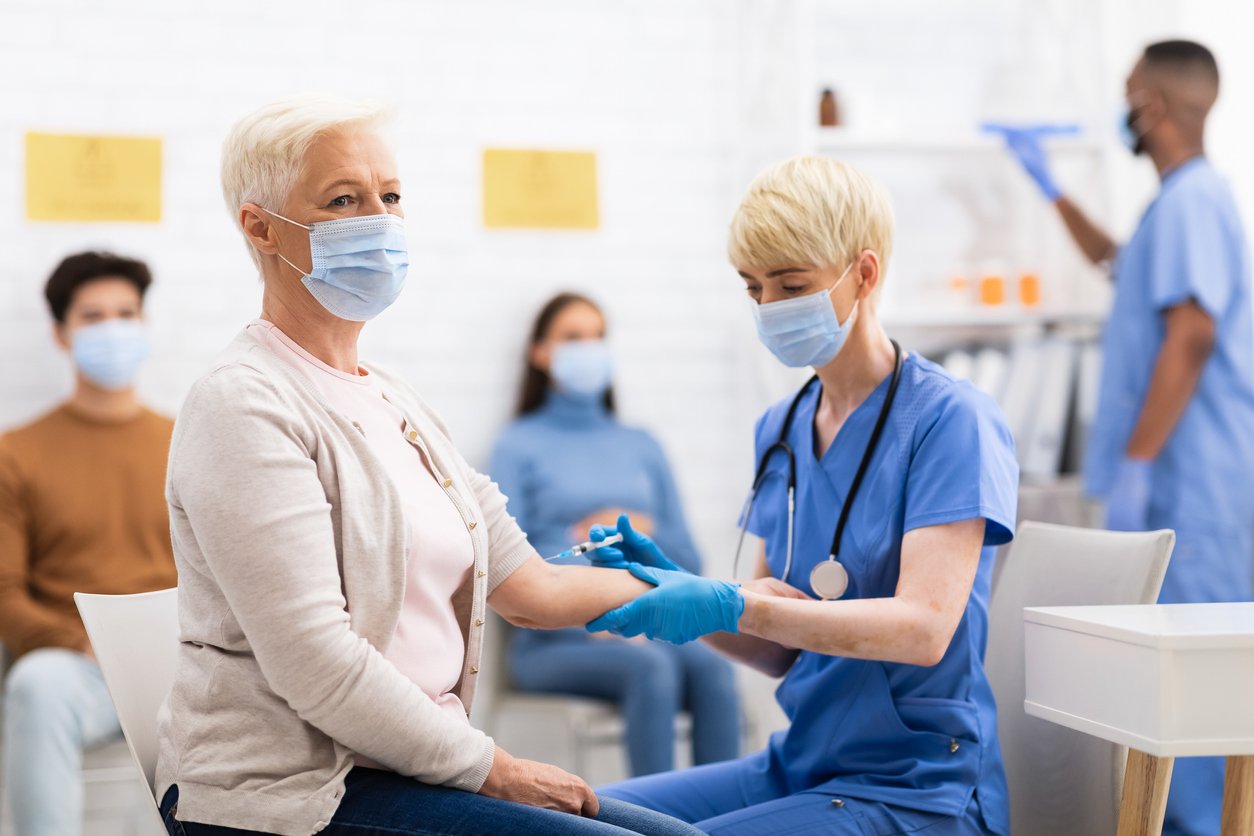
left=510, top=631, right=741, bottom=776
left=601, top=756, right=989, bottom=835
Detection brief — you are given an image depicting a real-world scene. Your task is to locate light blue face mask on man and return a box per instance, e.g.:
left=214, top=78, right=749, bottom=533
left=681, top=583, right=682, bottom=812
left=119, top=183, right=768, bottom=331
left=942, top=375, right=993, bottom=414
left=751, top=262, right=857, bottom=368
left=264, top=209, right=409, bottom=322
left=72, top=319, right=150, bottom=390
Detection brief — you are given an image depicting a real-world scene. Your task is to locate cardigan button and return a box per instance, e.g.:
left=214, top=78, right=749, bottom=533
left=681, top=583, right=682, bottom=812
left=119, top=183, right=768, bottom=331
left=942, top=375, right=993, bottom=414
left=442, top=479, right=453, bottom=488
left=470, top=666, right=479, bottom=674
left=468, top=521, right=478, bottom=530
left=477, top=570, right=486, bottom=579
left=475, top=618, right=484, bottom=626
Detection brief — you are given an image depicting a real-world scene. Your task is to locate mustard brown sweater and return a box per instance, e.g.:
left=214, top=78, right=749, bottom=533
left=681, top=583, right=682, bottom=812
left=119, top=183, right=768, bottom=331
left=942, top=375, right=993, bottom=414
left=0, top=403, right=176, bottom=659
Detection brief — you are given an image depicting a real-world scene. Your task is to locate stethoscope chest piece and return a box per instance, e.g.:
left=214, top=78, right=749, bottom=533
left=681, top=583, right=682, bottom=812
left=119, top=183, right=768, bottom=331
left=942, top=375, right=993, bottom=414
left=810, top=559, right=849, bottom=600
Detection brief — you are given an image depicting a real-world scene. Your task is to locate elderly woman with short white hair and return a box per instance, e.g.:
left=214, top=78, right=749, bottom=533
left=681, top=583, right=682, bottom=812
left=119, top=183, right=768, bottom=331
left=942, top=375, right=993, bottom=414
left=154, top=97, right=706, bottom=836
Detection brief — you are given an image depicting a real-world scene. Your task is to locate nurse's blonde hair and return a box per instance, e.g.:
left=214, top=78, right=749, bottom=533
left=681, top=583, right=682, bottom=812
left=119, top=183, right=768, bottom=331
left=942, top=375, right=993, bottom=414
left=220, top=95, right=394, bottom=269
left=729, top=156, right=895, bottom=283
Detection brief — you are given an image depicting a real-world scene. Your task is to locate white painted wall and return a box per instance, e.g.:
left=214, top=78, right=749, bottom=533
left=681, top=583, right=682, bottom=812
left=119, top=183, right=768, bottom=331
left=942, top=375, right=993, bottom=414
left=0, top=0, right=767, bottom=581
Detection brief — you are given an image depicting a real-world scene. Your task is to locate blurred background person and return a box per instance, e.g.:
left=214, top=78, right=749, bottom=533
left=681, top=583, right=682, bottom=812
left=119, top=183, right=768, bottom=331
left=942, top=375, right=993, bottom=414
left=994, top=39, right=1253, bottom=836
left=490, top=292, right=740, bottom=777
left=0, top=251, right=176, bottom=836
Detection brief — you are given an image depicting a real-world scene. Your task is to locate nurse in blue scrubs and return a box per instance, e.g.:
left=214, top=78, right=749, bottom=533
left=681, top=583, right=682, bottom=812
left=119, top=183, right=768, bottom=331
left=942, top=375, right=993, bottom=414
left=997, top=40, right=1254, bottom=836
left=583, top=156, right=1020, bottom=834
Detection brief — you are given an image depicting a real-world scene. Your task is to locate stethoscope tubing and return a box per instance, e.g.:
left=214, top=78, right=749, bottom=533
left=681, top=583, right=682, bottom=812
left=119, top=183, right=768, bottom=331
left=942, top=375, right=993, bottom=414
left=733, top=340, right=903, bottom=590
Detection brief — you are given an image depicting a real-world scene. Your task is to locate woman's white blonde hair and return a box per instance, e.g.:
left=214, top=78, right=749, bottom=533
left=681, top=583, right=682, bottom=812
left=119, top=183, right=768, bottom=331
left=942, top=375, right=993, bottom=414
left=220, top=95, right=393, bottom=268
left=728, top=156, right=894, bottom=278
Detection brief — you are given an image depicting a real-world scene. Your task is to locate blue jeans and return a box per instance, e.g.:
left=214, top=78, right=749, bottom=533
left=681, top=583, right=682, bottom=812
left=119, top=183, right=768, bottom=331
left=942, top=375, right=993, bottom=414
left=510, top=631, right=740, bottom=776
left=159, top=768, right=703, bottom=835
left=2, top=648, right=122, bottom=836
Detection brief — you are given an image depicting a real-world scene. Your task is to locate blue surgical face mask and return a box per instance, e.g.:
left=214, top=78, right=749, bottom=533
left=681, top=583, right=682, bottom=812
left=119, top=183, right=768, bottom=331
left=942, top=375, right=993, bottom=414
left=71, top=319, right=150, bottom=390
left=264, top=209, right=409, bottom=322
left=751, top=262, right=857, bottom=368
left=551, top=340, right=614, bottom=396
left=1119, top=107, right=1145, bottom=156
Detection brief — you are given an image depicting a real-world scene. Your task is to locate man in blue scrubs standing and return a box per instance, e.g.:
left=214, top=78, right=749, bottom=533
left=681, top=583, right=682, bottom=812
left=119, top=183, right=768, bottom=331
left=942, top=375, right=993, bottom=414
left=999, top=40, right=1254, bottom=836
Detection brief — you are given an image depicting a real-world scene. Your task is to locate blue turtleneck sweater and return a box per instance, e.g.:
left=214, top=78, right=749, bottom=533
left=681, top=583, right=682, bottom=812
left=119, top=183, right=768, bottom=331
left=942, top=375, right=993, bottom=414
left=490, top=390, right=702, bottom=575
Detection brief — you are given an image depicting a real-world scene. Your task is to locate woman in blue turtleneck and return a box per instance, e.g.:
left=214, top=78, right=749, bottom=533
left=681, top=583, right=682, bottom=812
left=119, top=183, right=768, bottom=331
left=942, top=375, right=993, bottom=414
left=490, top=292, right=741, bottom=777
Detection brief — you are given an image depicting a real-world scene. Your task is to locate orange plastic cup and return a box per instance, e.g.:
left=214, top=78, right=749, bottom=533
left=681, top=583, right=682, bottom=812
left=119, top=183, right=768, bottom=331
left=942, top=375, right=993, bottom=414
left=1019, top=273, right=1041, bottom=307
left=979, top=275, right=1005, bottom=306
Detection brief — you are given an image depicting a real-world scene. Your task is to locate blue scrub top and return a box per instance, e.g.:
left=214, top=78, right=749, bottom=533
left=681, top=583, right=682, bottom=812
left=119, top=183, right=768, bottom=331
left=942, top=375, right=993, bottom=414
left=746, top=353, right=1018, bottom=834
left=1084, top=157, right=1254, bottom=529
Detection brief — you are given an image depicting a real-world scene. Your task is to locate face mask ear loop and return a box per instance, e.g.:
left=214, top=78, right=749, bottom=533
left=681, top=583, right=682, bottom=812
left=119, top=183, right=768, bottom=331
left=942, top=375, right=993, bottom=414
left=826, top=260, right=856, bottom=297
left=276, top=252, right=308, bottom=279
left=257, top=207, right=312, bottom=278
left=828, top=260, right=860, bottom=326
left=258, top=206, right=311, bottom=230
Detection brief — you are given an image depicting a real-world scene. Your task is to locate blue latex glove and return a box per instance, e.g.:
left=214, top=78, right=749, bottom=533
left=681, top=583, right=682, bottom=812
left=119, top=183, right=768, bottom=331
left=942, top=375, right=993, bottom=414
left=585, top=514, right=686, bottom=573
left=1106, top=457, right=1153, bottom=531
left=981, top=122, right=1079, bottom=202
left=586, top=563, right=744, bottom=645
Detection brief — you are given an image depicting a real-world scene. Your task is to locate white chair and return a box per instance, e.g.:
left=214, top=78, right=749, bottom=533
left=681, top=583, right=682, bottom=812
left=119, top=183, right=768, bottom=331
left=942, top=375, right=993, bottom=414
left=73, top=588, right=179, bottom=833
left=986, top=521, right=1173, bottom=836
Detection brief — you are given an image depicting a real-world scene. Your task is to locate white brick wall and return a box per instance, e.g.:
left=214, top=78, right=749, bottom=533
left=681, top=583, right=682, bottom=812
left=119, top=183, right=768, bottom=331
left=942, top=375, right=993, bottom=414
left=0, top=0, right=775, bottom=578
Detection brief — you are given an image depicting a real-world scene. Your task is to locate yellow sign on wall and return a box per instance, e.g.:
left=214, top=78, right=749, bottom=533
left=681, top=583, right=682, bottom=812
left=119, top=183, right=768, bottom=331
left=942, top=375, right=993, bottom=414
left=482, top=149, right=598, bottom=230
left=25, top=132, right=162, bottom=223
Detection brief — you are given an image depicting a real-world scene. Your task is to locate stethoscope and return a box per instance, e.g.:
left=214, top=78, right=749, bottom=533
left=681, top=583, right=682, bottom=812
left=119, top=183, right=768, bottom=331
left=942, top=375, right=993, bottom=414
left=733, top=340, right=904, bottom=600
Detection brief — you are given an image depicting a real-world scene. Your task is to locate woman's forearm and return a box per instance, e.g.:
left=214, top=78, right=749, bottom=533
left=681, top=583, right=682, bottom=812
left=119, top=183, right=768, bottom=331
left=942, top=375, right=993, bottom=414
left=488, top=556, right=652, bottom=629
left=738, top=593, right=953, bottom=667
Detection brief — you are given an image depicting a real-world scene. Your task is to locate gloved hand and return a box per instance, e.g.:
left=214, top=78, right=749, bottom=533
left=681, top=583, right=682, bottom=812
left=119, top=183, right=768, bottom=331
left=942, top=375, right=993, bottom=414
left=585, top=514, right=686, bottom=573
left=586, top=563, right=744, bottom=644
left=1106, top=457, right=1153, bottom=532
left=982, top=123, right=1075, bottom=202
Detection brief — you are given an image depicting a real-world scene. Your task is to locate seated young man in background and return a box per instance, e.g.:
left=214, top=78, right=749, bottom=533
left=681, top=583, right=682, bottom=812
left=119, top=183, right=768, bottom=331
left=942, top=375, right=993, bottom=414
left=0, top=251, right=177, bottom=836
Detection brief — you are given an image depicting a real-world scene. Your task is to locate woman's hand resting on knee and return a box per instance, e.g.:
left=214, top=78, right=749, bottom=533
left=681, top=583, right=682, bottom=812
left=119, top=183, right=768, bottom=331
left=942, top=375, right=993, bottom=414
left=478, top=745, right=600, bottom=817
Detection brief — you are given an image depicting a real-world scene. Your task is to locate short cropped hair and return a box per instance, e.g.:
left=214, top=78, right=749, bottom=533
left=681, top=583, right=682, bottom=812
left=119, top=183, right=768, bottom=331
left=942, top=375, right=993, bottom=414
left=220, top=95, right=393, bottom=268
left=729, top=156, right=895, bottom=277
left=44, top=251, right=152, bottom=323
left=1144, top=39, right=1219, bottom=87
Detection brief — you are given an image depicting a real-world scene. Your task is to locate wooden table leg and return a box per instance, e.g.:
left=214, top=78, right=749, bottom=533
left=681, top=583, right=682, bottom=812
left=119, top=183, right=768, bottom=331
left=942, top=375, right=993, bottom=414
left=1222, top=755, right=1254, bottom=836
left=1118, top=749, right=1175, bottom=836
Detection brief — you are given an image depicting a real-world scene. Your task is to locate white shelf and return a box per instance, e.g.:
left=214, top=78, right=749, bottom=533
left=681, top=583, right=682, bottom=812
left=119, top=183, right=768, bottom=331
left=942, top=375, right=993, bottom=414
left=812, top=128, right=1106, bottom=156
left=881, top=307, right=1106, bottom=329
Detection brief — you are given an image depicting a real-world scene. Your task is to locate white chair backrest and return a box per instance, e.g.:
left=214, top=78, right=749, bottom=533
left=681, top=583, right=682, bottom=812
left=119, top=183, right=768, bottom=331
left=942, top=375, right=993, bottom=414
left=986, top=522, right=1173, bottom=836
left=74, top=588, right=178, bottom=798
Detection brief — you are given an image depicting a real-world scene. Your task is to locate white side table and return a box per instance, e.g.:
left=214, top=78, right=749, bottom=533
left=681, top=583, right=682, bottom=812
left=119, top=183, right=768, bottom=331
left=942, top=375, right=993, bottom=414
left=1023, top=603, right=1254, bottom=836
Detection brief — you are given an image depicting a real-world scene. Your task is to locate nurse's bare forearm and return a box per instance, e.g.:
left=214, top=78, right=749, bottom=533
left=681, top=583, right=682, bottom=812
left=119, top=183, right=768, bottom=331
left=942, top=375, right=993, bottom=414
left=1055, top=196, right=1117, bottom=267
left=701, top=631, right=800, bottom=678
left=738, top=594, right=950, bottom=667
left=1126, top=301, right=1215, bottom=460
left=737, top=520, right=985, bottom=667
left=488, top=556, right=652, bottom=629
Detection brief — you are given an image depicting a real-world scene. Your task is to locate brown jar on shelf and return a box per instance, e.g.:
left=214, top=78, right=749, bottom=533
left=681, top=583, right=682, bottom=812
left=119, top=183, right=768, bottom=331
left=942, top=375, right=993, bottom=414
left=819, top=88, right=840, bottom=127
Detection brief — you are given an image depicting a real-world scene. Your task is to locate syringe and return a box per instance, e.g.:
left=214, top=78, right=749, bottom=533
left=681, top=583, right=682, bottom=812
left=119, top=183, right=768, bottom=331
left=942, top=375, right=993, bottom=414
left=544, top=533, right=625, bottom=562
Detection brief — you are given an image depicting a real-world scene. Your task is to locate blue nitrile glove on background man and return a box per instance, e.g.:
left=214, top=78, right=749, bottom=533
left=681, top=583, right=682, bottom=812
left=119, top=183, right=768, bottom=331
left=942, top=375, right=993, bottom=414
left=982, top=122, right=1080, bottom=203
left=1106, top=457, right=1153, bottom=531
left=586, top=514, right=686, bottom=572
left=587, top=563, right=744, bottom=645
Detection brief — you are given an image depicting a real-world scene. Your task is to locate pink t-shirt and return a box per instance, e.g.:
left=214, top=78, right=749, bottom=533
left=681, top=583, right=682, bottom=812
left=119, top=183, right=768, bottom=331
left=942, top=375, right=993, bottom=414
left=247, top=321, right=475, bottom=737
